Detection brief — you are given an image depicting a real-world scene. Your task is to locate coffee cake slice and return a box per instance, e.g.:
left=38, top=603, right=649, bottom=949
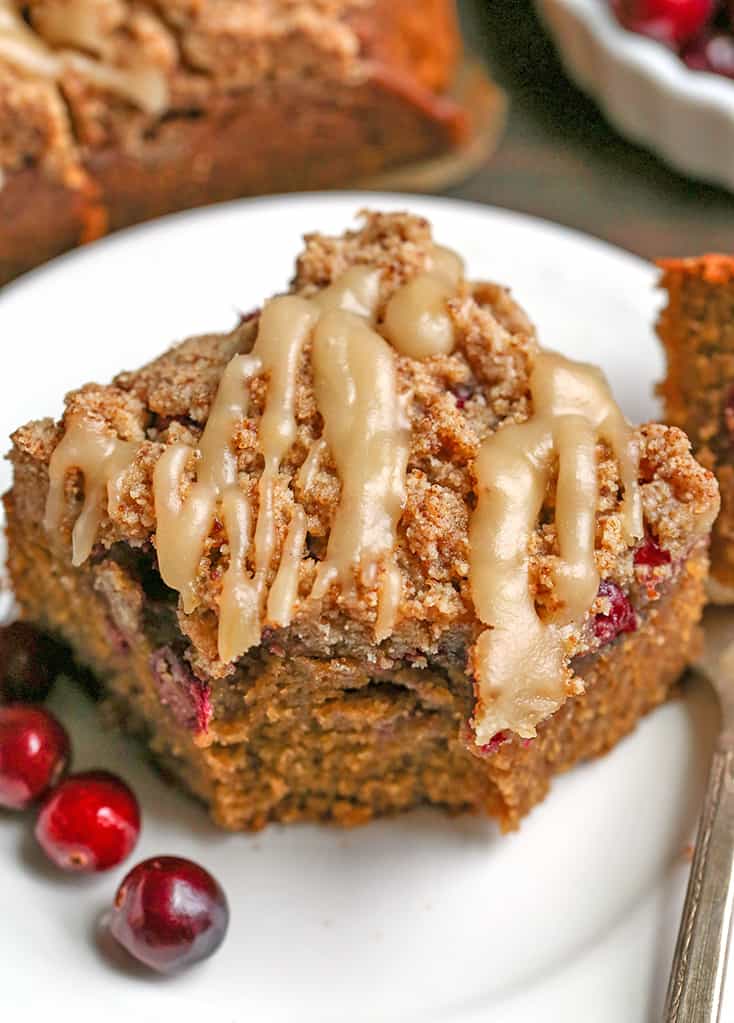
left=657, top=256, right=734, bottom=600
left=4, top=212, right=719, bottom=831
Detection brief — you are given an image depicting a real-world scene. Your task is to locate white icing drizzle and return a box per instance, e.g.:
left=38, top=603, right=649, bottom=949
left=153, top=443, right=217, bottom=615
left=384, top=274, right=456, bottom=359
left=197, top=353, right=261, bottom=492
left=296, top=436, right=327, bottom=493
left=28, top=0, right=110, bottom=55
left=42, top=254, right=463, bottom=661
left=428, top=244, right=465, bottom=287
left=44, top=415, right=137, bottom=566
left=469, top=350, right=643, bottom=743
left=150, top=282, right=395, bottom=660
left=0, top=3, right=58, bottom=77
left=153, top=352, right=260, bottom=643
left=530, top=352, right=642, bottom=546
left=42, top=238, right=645, bottom=761
left=313, top=265, right=382, bottom=322
left=218, top=487, right=259, bottom=663
left=251, top=297, right=319, bottom=593
left=0, top=0, right=168, bottom=115
left=309, top=309, right=410, bottom=610
left=383, top=246, right=462, bottom=359
left=43, top=243, right=643, bottom=751
left=266, top=505, right=308, bottom=628
left=374, top=559, right=403, bottom=642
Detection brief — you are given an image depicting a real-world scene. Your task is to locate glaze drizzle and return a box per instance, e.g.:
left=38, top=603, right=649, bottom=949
left=469, top=351, right=643, bottom=742
left=43, top=242, right=642, bottom=744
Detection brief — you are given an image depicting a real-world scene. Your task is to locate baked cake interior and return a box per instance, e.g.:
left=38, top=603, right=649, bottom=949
left=658, top=256, right=734, bottom=599
left=4, top=211, right=720, bottom=830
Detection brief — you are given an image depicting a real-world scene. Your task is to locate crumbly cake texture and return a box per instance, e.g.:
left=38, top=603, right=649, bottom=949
left=5, top=212, right=720, bottom=831
left=657, top=256, right=734, bottom=594
left=0, top=0, right=466, bottom=284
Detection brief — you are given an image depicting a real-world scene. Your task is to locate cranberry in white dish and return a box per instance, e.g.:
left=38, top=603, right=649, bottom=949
left=612, top=0, right=715, bottom=44
left=612, top=0, right=734, bottom=77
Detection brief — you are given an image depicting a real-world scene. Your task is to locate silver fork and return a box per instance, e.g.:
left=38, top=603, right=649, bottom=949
left=664, top=606, right=734, bottom=1022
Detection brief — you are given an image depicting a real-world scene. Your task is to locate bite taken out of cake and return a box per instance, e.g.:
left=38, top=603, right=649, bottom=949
left=4, top=211, right=720, bottom=832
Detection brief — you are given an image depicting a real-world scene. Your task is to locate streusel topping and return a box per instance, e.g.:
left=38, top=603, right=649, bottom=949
left=16, top=211, right=719, bottom=741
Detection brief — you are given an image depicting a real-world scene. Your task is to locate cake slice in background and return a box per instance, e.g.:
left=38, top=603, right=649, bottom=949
left=0, top=0, right=502, bottom=285
left=4, top=211, right=720, bottom=832
left=657, top=256, right=734, bottom=600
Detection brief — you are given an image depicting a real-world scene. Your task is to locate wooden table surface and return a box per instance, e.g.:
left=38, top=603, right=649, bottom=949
left=449, top=0, right=734, bottom=259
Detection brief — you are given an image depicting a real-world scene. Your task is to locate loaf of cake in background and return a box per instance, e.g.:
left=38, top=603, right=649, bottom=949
left=0, top=0, right=479, bottom=284
left=657, top=256, right=734, bottom=600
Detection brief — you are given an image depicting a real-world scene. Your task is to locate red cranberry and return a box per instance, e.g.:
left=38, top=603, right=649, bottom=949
left=0, top=622, right=68, bottom=704
left=612, top=0, right=715, bottom=46
left=0, top=705, right=70, bottom=810
left=150, top=647, right=212, bottom=736
left=108, top=856, right=229, bottom=973
left=479, top=730, right=510, bottom=754
left=35, top=770, right=140, bottom=872
left=683, top=30, right=734, bottom=76
left=452, top=382, right=475, bottom=410
left=634, top=537, right=672, bottom=568
left=594, top=580, right=638, bottom=645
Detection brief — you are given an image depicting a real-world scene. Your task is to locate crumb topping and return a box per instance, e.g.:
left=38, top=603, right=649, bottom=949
left=9, top=211, right=721, bottom=724
left=658, top=255, right=734, bottom=287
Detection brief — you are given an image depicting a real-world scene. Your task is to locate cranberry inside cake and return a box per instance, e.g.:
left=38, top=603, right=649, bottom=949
left=4, top=211, right=720, bottom=831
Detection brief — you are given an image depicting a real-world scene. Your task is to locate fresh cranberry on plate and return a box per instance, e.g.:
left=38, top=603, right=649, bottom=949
left=0, top=705, right=70, bottom=810
left=612, top=0, right=716, bottom=46
left=108, top=856, right=229, bottom=974
left=35, top=770, right=140, bottom=872
left=0, top=622, right=67, bottom=704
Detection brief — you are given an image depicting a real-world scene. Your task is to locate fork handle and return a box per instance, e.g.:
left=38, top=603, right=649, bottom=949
left=664, top=744, right=734, bottom=1022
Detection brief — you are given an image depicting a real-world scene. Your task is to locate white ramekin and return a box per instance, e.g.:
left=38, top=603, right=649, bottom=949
left=535, top=0, right=734, bottom=192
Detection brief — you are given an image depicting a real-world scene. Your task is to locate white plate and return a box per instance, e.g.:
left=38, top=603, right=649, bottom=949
left=0, top=193, right=724, bottom=1021
left=536, top=0, right=734, bottom=192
